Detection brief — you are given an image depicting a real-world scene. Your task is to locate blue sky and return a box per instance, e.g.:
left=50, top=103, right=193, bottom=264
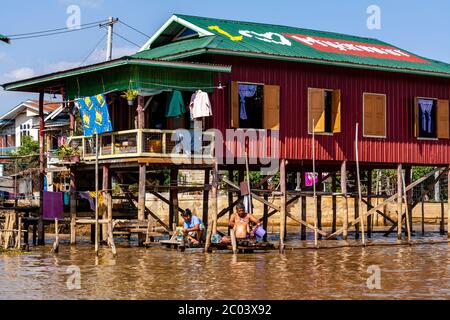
left=0, top=0, right=449, bottom=113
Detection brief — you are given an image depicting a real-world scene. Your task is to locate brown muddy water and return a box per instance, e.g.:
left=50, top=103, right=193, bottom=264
left=0, top=234, right=449, bottom=300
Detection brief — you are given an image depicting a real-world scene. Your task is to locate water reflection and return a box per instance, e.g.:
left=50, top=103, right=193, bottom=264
left=0, top=238, right=449, bottom=300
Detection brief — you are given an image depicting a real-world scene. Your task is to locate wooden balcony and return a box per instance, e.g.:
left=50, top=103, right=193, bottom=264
left=67, top=129, right=215, bottom=162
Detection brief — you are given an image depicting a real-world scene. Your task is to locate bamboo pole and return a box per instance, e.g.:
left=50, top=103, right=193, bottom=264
left=355, top=123, right=365, bottom=245
left=300, top=168, right=307, bottom=240
left=95, top=133, right=99, bottom=255
left=341, top=161, right=348, bottom=240
left=279, top=159, right=287, bottom=252
left=367, top=170, right=372, bottom=238
left=70, top=170, right=77, bottom=245
left=245, top=150, right=252, bottom=214
left=312, top=120, right=318, bottom=248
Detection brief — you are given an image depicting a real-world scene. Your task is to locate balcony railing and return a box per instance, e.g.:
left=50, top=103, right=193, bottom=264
left=68, top=129, right=215, bottom=161
left=0, top=146, right=16, bottom=156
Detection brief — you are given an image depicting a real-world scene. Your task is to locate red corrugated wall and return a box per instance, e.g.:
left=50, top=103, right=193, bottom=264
left=209, top=55, right=450, bottom=165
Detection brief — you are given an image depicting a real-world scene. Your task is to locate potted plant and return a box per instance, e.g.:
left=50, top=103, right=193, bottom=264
left=69, top=148, right=81, bottom=163
left=56, top=144, right=73, bottom=162
left=121, top=89, right=139, bottom=106
left=56, top=144, right=80, bottom=163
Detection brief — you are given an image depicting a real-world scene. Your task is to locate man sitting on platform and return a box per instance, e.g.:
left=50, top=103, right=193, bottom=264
left=221, top=203, right=261, bottom=243
left=181, top=209, right=204, bottom=245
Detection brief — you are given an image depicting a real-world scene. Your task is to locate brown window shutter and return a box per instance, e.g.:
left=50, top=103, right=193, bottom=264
left=363, top=94, right=386, bottom=137
left=414, top=97, right=419, bottom=138
left=437, top=99, right=450, bottom=139
left=331, top=89, right=341, bottom=133
left=231, top=81, right=239, bottom=128
left=308, top=88, right=325, bottom=133
left=263, top=85, right=280, bottom=130
left=374, top=95, right=386, bottom=137
left=363, top=94, right=375, bottom=136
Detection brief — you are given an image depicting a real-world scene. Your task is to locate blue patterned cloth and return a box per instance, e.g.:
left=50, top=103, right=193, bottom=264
left=77, top=94, right=112, bottom=136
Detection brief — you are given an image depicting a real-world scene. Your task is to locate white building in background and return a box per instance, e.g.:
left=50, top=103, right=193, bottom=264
left=0, top=99, right=61, bottom=154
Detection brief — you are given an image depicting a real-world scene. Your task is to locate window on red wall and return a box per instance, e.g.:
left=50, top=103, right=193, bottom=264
left=414, top=98, right=449, bottom=139
left=230, top=81, right=280, bottom=130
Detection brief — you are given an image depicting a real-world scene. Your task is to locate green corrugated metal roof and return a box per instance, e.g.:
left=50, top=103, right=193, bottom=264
left=0, top=34, right=10, bottom=43
left=136, top=14, right=450, bottom=78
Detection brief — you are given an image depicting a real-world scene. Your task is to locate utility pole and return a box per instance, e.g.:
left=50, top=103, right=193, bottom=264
left=101, top=17, right=118, bottom=61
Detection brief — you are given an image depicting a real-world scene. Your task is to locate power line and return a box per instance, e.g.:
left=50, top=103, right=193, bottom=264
left=6, top=19, right=109, bottom=38
left=112, top=31, right=141, bottom=48
left=79, top=32, right=108, bottom=66
left=118, top=20, right=151, bottom=38
left=9, top=24, right=102, bottom=41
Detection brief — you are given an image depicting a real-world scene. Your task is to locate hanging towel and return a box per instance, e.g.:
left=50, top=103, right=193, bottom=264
left=79, top=191, right=95, bottom=211
left=89, top=191, right=104, bottom=209
left=189, top=90, right=212, bottom=119
left=238, top=84, right=257, bottom=120
left=165, top=90, right=186, bottom=118
left=43, top=192, right=63, bottom=220
left=304, top=172, right=318, bottom=187
left=77, top=94, right=113, bottom=136
left=63, top=192, right=70, bottom=206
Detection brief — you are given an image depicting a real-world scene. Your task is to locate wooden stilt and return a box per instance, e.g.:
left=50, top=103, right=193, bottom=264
left=137, top=164, right=146, bottom=221
left=354, top=196, right=360, bottom=239
left=169, top=168, right=179, bottom=230
left=70, top=169, right=77, bottom=245
left=421, top=193, right=425, bottom=235
left=341, top=161, right=348, bottom=240
left=38, top=91, right=45, bottom=246
left=205, top=162, right=218, bottom=253
left=440, top=200, right=445, bottom=235
left=279, top=159, right=287, bottom=252
left=51, top=218, right=59, bottom=253
left=317, top=171, right=322, bottom=240
left=331, top=173, right=337, bottom=234
left=300, top=168, right=307, bottom=240
left=231, top=229, right=237, bottom=254
left=405, top=167, right=413, bottom=235
left=227, top=170, right=234, bottom=236
left=367, top=170, right=372, bottom=238
left=102, top=165, right=110, bottom=241
left=401, top=171, right=411, bottom=242
left=355, top=123, right=365, bottom=245
left=202, top=169, right=210, bottom=226
left=263, top=181, right=269, bottom=242
left=397, top=164, right=403, bottom=240
left=211, top=163, right=218, bottom=235
left=16, top=216, right=22, bottom=250
left=448, top=170, right=450, bottom=239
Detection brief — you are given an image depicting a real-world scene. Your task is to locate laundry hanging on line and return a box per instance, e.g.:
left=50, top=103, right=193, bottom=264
left=43, top=191, right=63, bottom=220
left=165, top=90, right=186, bottom=118
left=189, top=90, right=212, bottom=119
left=76, top=94, right=113, bottom=136
left=78, top=191, right=104, bottom=211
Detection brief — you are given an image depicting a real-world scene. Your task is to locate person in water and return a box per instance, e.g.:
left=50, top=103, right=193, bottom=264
left=181, top=209, right=204, bottom=245
left=222, top=203, right=261, bottom=242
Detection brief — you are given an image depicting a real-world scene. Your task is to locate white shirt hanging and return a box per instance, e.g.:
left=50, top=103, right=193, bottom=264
left=189, top=90, right=212, bottom=119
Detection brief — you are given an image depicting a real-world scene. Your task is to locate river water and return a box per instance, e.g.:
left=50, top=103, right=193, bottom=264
left=0, top=234, right=449, bottom=300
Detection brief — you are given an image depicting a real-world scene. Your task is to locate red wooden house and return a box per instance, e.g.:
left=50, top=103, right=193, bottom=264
left=3, top=14, right=450, bottom=247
